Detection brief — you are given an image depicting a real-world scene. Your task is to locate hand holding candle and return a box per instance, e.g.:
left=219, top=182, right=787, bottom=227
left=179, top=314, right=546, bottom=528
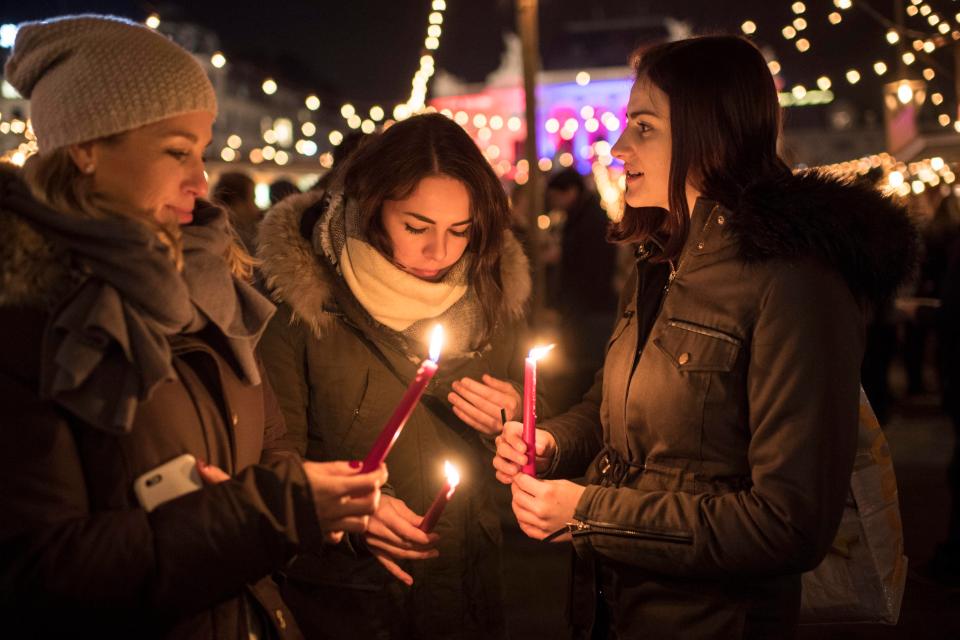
left=419, top=460, right=461, bottom=532
left=362, top=325, right=444, bottom=473
left=522, top=345, right=554, bottom=477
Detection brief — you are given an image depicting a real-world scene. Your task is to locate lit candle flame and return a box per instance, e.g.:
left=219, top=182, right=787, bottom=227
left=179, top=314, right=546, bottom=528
left=443, top=460, right=460, bottom=497
left=429, top=324, right=444, bottom=362
left=528, top=344, right=555, bottom=362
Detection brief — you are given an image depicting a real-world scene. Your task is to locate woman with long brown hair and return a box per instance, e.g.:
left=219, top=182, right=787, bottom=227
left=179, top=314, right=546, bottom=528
left=0, top=15, right=384, bottom=639
left=258, top=113, right=534, bottom=638
left=494, top=35, right=917, bottom=638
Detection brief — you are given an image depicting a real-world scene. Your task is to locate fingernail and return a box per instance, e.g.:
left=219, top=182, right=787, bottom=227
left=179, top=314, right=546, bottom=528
left=348, top=460, right=361, bottom=469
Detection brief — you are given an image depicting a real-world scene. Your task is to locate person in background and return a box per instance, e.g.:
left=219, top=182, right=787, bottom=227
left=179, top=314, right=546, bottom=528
left=545, top=168, right=618, bottom=409
left=212, top=171, right=261, bottom=254
left=0, top=16, right=384, bottom=639
left=269, top=178, right=300, bottom=206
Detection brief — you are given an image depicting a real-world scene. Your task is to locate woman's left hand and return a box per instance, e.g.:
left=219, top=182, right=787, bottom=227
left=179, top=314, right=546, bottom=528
left=510, top=473, right=585, bottom=543
left=448, top=374, right=521, bottom=436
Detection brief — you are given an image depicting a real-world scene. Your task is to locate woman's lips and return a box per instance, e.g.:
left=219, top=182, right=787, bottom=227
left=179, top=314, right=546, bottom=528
left=407, top=266, right=441, bottom=278
left=164, top=205, right=194, bottom=225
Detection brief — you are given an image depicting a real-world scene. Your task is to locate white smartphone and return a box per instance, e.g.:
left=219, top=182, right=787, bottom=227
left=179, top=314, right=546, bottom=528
left=133, top=453, right=203, bottom=512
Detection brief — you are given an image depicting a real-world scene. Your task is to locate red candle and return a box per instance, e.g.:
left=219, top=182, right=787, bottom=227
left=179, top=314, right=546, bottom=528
left=361, top=325, right=444, bottom=473
left=419, top=460, right=461, bottom=532
left=522, top=344, right=554, bottom=477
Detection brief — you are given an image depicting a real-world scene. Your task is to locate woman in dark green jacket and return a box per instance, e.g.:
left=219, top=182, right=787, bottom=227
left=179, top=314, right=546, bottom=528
left=258, top=114, right=535, bottom=639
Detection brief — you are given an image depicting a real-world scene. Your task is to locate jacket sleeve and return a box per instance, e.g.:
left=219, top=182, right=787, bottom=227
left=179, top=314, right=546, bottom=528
left=0, top=368, right=323, bottom=621
left=258, top=357, right=302, bottom=466
left=570, top=262, right=863, bottom=578
left=258, top=303, right=311, bottom=457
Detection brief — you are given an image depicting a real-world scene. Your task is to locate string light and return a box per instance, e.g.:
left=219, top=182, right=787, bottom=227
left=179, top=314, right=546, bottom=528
left=210, top=52, right=226, bottom=68
left=741, top=20, right=757, bottom=35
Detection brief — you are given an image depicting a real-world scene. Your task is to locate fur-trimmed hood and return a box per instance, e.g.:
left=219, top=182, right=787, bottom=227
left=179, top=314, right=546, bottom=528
left=724, top=169, right=918, bottom=306
left=257, top=189, right=532, bottom=337
left=0, top=167, right=77, bottom=309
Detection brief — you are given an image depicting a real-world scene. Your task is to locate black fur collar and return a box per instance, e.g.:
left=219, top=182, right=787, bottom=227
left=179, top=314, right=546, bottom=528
left=726, top=170, right=918, bottom=306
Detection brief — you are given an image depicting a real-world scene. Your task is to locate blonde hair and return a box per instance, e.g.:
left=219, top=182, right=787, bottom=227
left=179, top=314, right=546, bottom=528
left=22, top=145, right=255, bottom=281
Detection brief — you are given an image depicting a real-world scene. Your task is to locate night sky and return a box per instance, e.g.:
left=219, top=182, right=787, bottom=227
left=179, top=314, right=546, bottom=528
left=3, top=0, right=957, bottom=119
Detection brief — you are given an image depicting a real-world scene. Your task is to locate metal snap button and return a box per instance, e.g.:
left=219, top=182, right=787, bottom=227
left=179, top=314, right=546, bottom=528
left=697, top=241, right=705, bottom=250
left=717, top=214, right=725, bottom=225
left=678, top=352, right=691, bottom=365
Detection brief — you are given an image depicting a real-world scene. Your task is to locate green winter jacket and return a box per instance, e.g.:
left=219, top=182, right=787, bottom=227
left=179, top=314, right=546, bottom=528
left=257, top=190, right=535, bottom=639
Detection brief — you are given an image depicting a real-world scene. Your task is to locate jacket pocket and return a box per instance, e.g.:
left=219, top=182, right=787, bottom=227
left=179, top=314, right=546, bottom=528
left=653, top=319, right=741, bottom=372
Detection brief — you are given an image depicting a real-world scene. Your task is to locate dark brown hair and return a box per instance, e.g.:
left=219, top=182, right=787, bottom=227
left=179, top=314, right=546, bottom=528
left=338, top=113, right=511, bottom=342
left=610, top=35, right=791, bottom=261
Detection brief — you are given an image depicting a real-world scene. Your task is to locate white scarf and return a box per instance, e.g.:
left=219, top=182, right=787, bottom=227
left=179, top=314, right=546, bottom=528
left=339, top=237, right=467, bottom=331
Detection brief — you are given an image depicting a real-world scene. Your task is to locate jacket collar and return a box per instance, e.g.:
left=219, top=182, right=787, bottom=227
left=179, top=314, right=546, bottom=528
left=258, top=189, right=532, bottom=338
left=671, top=171, right=917, bottom=307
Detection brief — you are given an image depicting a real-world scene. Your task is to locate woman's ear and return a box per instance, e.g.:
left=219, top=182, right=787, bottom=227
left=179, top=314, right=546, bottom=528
left=66, top=142, right=98, bottom=175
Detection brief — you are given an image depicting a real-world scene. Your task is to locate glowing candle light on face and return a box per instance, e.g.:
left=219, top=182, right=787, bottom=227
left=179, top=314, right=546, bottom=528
left=419, top=460, right=461, bottom=532
left=361, top=325, right=444, bottom=472
left=522, top=344, right=554, bottom=477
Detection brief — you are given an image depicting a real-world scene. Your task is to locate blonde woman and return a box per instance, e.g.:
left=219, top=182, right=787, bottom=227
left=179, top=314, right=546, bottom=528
left=0, top=15, right=383, bottom=638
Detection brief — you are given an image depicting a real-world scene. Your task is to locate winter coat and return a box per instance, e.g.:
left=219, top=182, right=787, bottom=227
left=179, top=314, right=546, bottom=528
left=0, top=185, right=324, bottom=639
left=257, top=190, right=533, bottom=640
left=541, top=172, right=917, bottom=640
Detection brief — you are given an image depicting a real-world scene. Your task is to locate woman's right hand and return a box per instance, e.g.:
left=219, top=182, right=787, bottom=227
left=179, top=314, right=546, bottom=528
left=364, top=495, right=440, bottom=586
left=493, top=421, right=557, bottom=484
left=302, top=461, right=387, bottom=544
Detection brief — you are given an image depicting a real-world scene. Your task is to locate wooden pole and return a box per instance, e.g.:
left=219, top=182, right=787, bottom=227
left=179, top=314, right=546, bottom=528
left=517, top=0, right=546, bottom=321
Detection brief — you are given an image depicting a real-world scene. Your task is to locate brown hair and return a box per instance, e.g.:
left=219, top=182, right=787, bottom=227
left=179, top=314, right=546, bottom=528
left=23, top=143, right=254, bottom=280
left=337, top=113, right=511, bottom=343
left=609, top=35, right=791, bottom=262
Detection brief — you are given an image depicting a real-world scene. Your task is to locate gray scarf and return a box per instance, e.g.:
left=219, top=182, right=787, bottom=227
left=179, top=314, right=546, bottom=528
left=4, top=177, right=274, bottom=433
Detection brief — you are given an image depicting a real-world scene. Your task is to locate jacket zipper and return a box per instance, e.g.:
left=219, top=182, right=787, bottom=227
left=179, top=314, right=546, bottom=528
left=569, top=518, right=693, bottom=544
left=653, top=204, right=720, bottom=319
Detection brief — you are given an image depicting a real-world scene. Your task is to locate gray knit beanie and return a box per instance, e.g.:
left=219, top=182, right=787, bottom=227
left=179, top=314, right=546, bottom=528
left=3, top=14, right=218, bottom=152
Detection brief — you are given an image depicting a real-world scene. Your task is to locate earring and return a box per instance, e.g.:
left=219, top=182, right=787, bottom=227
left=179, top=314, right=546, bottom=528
left=83, top=164, right=95, bottom=174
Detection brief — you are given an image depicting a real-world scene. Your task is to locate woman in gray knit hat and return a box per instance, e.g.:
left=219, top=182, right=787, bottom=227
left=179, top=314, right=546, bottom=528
left=0, top=14, right=385, bottom=639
